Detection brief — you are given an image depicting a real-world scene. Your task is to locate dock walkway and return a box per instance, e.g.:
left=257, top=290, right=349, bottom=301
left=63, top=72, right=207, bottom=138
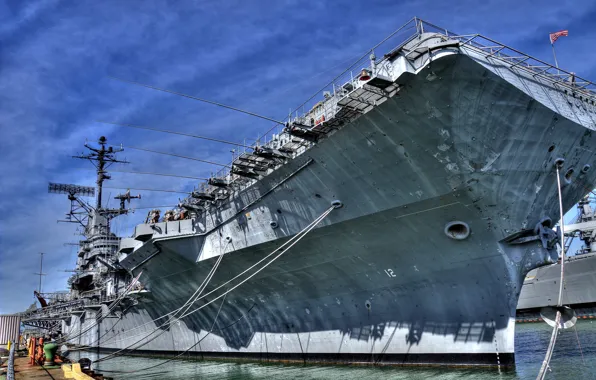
left=1, top=356, right=108, bottom=380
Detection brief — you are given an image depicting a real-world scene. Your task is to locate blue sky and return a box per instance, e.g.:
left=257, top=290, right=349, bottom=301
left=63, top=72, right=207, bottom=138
left=0, top=0, right=595, bottom=314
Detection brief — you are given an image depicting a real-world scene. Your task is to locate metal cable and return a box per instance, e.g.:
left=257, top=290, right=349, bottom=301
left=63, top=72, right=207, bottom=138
left=58, top=272, right=142, bottom=344
left=97, top=203, right=326, bottom=347
left=95, top=247, right=226, bottom=347
left=113, top=292, right=230, bottom=375
left=173, top=206, right=334, bottom=321
left=573, top=324, right=586, bottom=365
left=254, top=22, right=417, bottom=143
left=99, top=120, right=252, bottom=148
left=101, top=169, right=208, bottom=181
left=104, top=186, right=189, bottom=195
left=114, top=144, right=230, bottom=168
left=89, top=265, right=215, bottom=346
left=95, top=204, right=334, bottom=360
left=91, top=159, right=314, bottom=344
left=106, top=78, right=285, bottom=125
left=95, top=241, right=230, bottom=361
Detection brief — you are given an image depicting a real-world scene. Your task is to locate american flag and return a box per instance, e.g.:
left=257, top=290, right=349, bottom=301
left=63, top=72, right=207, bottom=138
left=550, top=30, right=569, bottom=44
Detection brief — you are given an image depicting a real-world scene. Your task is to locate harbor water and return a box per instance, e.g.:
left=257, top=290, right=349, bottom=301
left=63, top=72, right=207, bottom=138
left=71, top=321, right=596, bottom=379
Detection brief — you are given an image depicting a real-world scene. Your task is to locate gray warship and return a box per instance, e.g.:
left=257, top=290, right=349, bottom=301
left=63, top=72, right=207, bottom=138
left=518, top=194, right=596, bottom=313
left=21, top=18, right=596, bottom=367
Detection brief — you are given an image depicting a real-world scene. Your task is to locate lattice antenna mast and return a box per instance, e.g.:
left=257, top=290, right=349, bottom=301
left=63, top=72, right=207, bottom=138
left=48, top=183, right=96, bottom=227
left=72, top=136, right=128, bottom=209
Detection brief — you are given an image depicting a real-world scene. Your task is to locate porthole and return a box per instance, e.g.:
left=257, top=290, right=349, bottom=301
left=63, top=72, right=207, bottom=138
left=444, top=221, right=471, bottom=240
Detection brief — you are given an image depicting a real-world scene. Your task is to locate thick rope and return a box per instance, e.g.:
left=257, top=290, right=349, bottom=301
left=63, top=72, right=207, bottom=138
left=101, top=293, right=230, bottom=375
left=170, top=206, right=334, bottom=322
left=96, top=201, right=325, bottom=346
left=536, top=165, right=567, bottom=380
left=58, top=272, right=143, bottom=344
left=573, top=324, right=586, bottom=365
left=67, top=304, right=134, bottom=351
left=92, top=240, right=234, bottom=347
left=94, top=204, right=335, bottom=363
left=70, top=258, right=218, bottom=351
left=94, top=242, right=229, bottom=361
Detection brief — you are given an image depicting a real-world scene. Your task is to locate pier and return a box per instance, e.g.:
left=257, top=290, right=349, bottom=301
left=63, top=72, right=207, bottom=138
left=2, top=356, right=111, bottom=380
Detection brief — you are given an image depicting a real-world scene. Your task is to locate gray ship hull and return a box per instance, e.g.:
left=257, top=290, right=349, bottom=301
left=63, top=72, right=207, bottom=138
left=64, top=32, right=596, bottom=367
left=518, top=253, right=596, bottom=311
left=68, top=196, right=520, bottom=365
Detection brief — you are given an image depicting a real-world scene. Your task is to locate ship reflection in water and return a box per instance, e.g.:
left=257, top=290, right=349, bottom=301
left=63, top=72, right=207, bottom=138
left=67, top=321, right=596, bottom=380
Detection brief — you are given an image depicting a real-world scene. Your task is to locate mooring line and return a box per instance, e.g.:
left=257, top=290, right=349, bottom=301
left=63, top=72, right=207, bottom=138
left=536, top=162, right=567, bottom=380
left=94, top=203, right=337, bottom=363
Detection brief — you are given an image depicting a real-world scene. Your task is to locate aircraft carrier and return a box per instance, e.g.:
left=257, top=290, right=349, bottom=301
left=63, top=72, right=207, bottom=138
left=21, top=18, right=596, bottom=368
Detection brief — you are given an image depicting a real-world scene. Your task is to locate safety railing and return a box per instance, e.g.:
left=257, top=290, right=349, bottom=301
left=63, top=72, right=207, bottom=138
left=185, top=18, right=424, bottom=202
left=20, top=299, right=85, bottom=320
left=21, top=289, right=129, bottom=322
left=6, top=342, right=15, bottom=380
left=174, top=17, right=596, bottom=214
left=257, top=17, right=595, bottom=148
left=447, top=33, right=596, bottom=100
left=254, top=17, right=423, bottom=148
left=38, top=291, right=72, bottom=303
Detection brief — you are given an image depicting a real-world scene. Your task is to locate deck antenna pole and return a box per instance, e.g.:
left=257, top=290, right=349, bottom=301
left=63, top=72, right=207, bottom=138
left=33, top=252, right=46, bottom=294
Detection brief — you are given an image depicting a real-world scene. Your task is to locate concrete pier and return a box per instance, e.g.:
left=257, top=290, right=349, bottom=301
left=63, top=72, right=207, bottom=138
left=0, top=355, right=108, bottom=380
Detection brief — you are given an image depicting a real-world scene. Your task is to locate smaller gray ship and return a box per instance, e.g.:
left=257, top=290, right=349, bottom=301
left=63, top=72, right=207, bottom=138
left=518, top=193, right=596, bottom=318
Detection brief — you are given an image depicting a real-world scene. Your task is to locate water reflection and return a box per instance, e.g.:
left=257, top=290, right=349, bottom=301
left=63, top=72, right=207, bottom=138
left=67, top=321, right=596, bottom=380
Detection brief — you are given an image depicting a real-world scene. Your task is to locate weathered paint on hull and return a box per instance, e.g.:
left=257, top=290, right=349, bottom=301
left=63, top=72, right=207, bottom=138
left=65, top=45, right=596, bottom=367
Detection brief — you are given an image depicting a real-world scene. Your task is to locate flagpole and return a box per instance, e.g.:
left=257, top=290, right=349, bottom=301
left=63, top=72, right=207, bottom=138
left=551, top=43, right=560, bottom=70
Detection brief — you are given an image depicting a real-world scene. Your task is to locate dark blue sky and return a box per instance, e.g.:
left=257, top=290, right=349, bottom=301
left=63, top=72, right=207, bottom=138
left=0, top=0, right=595, bottom=314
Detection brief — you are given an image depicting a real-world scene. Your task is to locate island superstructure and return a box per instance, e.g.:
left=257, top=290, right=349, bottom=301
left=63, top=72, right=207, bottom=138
left=22, top=18, right=596, bottom=367
left=21, top=137, right=139, bottom=332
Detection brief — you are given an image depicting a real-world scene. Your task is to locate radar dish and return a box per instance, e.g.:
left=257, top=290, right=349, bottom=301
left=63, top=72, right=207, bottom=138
left=48, top=183, right=95, bottom=197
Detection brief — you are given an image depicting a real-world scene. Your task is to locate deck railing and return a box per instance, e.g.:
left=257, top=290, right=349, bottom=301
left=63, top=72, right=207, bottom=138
left=6, top=343, right=15, bottom=380
left=178, top=17, right=596, bottom=212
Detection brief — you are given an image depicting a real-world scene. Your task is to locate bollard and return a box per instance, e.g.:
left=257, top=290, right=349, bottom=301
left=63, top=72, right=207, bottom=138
left=43, top=341, right=59, bottom=366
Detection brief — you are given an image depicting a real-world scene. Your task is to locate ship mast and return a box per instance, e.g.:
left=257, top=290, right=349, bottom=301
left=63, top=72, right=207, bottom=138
left=49, top=136, right=141, bottom=299
left=73, top=136, right=129, bottom=210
